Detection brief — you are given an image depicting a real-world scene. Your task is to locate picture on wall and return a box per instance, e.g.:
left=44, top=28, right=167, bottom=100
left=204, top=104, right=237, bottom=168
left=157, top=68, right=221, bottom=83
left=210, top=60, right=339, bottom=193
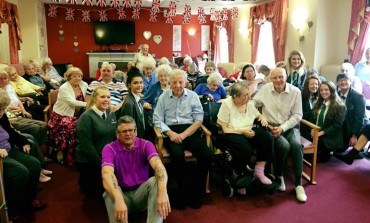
left=173, top=25, right=182, bottom=51
left=201, top=25, right=210, bottom=51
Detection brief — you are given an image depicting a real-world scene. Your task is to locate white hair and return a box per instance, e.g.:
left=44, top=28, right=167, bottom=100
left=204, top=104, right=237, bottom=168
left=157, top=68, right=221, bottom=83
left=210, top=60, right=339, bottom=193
left=155, top=64, right=172, bottom=79
left=207, top=72, right=223, bottom=85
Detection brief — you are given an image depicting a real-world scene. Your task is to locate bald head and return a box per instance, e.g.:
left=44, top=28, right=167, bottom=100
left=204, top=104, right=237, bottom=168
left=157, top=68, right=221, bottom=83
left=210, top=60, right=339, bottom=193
left=270, top=68, right=287, bottom=93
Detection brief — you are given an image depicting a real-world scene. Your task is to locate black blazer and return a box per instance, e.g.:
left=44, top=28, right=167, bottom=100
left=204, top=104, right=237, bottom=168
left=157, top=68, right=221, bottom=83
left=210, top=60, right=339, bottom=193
left=117, top=92, right=145, bottom=138
left=302, top=97, right=313, bottom=120
left=342, top=88, right=370, bottom=139
left=311, top=104, right=346, bottom=150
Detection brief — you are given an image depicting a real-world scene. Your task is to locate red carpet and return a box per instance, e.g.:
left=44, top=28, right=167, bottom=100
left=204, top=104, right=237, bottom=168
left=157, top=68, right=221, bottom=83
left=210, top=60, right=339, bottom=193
left=18, top=157, right=370, bottom=223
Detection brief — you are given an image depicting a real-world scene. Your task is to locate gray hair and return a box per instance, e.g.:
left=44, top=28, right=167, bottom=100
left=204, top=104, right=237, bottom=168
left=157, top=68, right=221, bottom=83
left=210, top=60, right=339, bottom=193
left=207, top=72, right=223, bottom=85
left=0, top=88, right=10, bottom=109
left=341, top=62, right=355, bottom=76
left=43, top=57, right=53, bottom=66
left=117, top=115, right=137, bottom=129
left=155, top=64, right=172, bottom=79
left=159, top=57, right=170, bottom=65
left=100, top=62, right=113, bottom=73
left=142, top=57, right=156, bottom=69
left=169, top=69, right=188, bottom=83
left=204, top=61, right=216, bottom=71
left=183, top=56, right=193, bottom=63
left=230, top=81, right=249, bottom=98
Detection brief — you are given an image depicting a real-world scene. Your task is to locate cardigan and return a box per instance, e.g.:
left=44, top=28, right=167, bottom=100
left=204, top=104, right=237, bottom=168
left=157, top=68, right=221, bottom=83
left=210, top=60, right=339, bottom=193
left=53, top=81, right=88, bottom=117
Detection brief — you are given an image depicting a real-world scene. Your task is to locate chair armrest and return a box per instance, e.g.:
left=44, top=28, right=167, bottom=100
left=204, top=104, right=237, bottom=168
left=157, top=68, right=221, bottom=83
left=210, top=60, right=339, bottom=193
left=43, top=105, right=50, bottom=123
left=200, top=125, right=212, bottom=148
left=300, top=119, right=321, bottom=146
left=153, top=126, right=164, bottom=159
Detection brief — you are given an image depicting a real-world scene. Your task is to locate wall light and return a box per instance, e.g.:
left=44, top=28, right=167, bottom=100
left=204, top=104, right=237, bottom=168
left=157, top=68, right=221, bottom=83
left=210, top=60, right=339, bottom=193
left=187, top=28, right=196, bottom=36
left=291, top=7, right=313, bottom=42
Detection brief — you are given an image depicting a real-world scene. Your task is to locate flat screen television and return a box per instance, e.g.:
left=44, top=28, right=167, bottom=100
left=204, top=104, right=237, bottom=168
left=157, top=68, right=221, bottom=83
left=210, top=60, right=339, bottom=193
left=94, top=20, right=135, bottom=45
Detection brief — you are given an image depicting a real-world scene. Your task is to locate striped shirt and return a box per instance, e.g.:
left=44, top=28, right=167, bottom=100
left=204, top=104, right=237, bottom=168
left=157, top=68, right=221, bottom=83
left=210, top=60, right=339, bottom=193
left=87, top=80, right=128, bottom=105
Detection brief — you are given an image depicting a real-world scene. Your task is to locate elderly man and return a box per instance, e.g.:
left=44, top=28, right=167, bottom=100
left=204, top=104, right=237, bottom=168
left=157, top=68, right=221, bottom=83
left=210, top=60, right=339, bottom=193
left=102, top=116, right=170, bottom=223
left=87, top=62, right=128, bottom=111
left=133, top=44, right=153, bottom=72
left=253, top=67, right=307, bottom=203
left=153, top=69, right=213, bottom=209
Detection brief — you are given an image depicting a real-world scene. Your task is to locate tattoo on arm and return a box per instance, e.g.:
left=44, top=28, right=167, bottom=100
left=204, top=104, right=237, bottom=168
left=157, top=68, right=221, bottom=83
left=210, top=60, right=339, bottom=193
left=155, top=168, right=165, bottom=181
left=111, top=175, right=119, bottom=190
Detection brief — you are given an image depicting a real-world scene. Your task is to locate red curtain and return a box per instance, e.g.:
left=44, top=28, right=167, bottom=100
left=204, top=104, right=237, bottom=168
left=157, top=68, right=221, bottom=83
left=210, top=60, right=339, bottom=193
left=212, top=12, right=235, bottom=63
left=348, top=0, right=370, bottom=64
left=249, top=0, right=288, bottom=64
left=0, top=0, right=23, bottom=64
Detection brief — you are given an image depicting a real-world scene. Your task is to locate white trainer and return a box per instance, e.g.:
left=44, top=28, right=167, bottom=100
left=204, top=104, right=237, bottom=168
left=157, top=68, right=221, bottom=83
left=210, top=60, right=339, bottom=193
left=295, top=186, right=307, bottom=202
left=277, top=176, right=286, bottom=192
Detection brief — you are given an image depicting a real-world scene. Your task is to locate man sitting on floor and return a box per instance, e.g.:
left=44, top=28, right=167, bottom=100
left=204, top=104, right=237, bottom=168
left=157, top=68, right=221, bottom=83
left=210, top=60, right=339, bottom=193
left=101, top=116, right=170, bottom=223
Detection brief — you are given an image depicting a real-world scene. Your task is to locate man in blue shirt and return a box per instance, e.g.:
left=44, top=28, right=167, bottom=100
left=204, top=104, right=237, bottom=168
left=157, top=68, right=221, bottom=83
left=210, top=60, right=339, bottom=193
left=153, top=69, right=212, bottom=210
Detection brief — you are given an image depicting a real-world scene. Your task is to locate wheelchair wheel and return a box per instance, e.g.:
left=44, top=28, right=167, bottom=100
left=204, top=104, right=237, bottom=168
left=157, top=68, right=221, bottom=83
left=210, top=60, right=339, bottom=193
left=221, top=179, right=234, bottom=198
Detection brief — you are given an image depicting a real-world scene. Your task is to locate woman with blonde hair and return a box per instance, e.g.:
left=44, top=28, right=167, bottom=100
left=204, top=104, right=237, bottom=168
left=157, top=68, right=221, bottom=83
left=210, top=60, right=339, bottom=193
left=286, top=50, right=307, bottom=90
left=76, top=86, right=116, bottom=199
left=48, top=67, right=88, bottom=165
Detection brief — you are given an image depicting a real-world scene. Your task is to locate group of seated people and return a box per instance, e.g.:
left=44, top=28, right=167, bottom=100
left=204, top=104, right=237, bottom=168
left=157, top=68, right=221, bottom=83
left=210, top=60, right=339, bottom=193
left=2, top=46, right=370, bottom=223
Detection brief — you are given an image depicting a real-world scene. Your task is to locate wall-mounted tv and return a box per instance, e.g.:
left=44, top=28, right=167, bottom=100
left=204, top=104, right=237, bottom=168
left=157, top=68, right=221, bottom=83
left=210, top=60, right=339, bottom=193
left=94, top=20, right=135, bottom=45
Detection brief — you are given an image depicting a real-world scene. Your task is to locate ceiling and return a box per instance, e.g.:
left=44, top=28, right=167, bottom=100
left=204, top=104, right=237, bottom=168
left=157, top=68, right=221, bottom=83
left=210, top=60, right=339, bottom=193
left=41, top=0, right=272, bottom=14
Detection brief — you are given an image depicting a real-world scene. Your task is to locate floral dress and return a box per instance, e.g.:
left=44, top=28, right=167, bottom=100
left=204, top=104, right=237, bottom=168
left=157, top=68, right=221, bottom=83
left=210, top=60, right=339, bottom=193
left=48, top=91, right=85, bottom=165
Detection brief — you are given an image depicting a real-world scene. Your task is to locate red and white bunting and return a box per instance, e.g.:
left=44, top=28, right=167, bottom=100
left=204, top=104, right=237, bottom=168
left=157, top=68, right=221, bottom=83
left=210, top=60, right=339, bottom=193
left=182, top=13, right=190, bottom=24
left=96, top=0, right=106, bottom=7
left=151, top=0, right=160, bottom=13
left=231, top=7, right=238, bottom=19
left=215, top=10, right=222, bottom=22
left=149, top=9, right=157, bottom=22
left=169, top=1, right=176, bottom=16
left=132, top=7, right=140, bottom=19
left=209, top=8, right=216, bottom=21
left=66, top=0, right=78, bottom=4
left=134, top=0, right=142, bottom=9
left=198, top=7, right=206, bottom=23
left=51, top=0, right=61, bottom=2
left=81, top=10, right=90, bottom=22
left=165, top=13, right=173, bottom=24
left=222, top=8, right=228, bottom=21
left=117, top=7, right=126, bottom=19
left=110, top=0, right=120, bottom=8
left=184, top=4, right=191, bottom=18
left=81, top=0, right=92, bottom=5
left=65, top=8, right=75, bottom=21
left=48, top=5, right=58, bottom=17
left=99, top=10, right=108, bottom=21
left=122, top=0, right=131, bottom=8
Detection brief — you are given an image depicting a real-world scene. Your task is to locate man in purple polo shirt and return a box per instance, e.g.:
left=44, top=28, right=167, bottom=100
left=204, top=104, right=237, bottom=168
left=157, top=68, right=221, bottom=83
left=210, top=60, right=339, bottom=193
left=101, top=116, right=170, bottom=223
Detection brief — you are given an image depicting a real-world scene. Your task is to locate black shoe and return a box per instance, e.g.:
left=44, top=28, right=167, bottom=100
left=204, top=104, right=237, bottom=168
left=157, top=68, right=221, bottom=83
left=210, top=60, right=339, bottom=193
left=233, top=175, right=253, bottom=188
left=317, top=152, right=332, bottom=163
left=334, top=152, right=355, bottom=165
left=359, top=152, right=370, bottom=160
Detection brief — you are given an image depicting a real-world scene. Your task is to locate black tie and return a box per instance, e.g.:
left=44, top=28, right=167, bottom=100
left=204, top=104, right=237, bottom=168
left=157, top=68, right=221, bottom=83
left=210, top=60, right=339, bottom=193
left=102, top=113, right=106, bottom=120
left=341, top=95, right=346, bottom=100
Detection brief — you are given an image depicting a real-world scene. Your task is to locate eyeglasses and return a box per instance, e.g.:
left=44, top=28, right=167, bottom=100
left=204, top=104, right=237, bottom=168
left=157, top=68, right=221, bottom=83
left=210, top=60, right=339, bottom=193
left=116, top=129, right=136, bottom=134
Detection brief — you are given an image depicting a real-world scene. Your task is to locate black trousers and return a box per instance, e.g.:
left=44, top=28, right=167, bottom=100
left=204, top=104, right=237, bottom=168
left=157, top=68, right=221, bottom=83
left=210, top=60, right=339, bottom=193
left=164, top=124, right=213, bottom=200
left=76, top=162, right=104, bottom=200
left=220, top=127, right=273, bottom=174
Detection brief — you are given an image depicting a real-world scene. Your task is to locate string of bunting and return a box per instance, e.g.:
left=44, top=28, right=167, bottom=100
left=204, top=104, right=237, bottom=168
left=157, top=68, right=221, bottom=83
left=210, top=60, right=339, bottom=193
left=47, top=0, right=238, bottom=23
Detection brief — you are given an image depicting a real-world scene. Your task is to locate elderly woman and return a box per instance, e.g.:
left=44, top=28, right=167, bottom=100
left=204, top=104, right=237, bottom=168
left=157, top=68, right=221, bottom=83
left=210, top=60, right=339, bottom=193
left=41, top=57, right=64, bottom=89
left=217, top=82, right=274, bottom=194
left=195, top=61, right=217, bottom=88
left=239, top=63, right=264, bottom=97
left=133, top=44, right=153, bottom=72
left=48, top=67, right=87, bottom=165
left=141, top=64, right=172, bottom=126
left=180, top=56, right=198, bottom=72
left=340, top=62, right=363, bottom=94
left=194, top=72, right=227, bottom=102
left=286, top=50, right=307, bottom=91
left=5, top=66, right=48, bottom=105
left=23, top=62, right=53, bottom=92
left=141, top=57, right=158, bottom=94
left=76, top=86, right=116, bottom=199
left=0, top=89, right=45, bottom=221
left=354, top=48, right=370, bottom=83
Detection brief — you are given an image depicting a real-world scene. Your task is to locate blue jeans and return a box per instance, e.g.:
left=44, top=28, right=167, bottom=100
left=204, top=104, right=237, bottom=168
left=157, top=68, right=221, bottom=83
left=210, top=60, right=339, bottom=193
left=103, top=177, right=162, bottom=223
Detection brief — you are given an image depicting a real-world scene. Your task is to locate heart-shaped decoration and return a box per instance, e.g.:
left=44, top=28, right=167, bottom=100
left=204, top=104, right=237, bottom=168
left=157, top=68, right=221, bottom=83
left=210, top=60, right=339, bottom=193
left=73, top=42, right=79, bottom=46
left=143, top=31, right=152, bottom=40
left=153, top=35, right=162, bottom=44
left=59, top=30, right=64, bottom=35
left=59, top=36, right=65, bottom=41
left=73, top=47, right=79, bottom=53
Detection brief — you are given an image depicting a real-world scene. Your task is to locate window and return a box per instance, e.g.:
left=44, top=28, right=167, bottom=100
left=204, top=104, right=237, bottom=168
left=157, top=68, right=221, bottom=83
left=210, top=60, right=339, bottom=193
left=255, top=21, right=275, bottom=68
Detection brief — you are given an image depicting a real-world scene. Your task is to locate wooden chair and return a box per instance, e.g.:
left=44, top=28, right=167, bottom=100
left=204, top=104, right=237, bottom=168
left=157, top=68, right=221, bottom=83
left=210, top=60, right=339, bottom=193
left=0, top=159, right=9, bottom=223
left=300, top=119, right=320, bottom=185
left=43, top=89, right=59, bottom=123
left=153, top=125, right=212, bottom=193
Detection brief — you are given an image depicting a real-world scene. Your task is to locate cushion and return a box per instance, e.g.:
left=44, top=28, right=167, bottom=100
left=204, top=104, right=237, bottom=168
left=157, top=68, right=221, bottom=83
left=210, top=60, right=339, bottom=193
left=218, top=67, right=228, bottom=78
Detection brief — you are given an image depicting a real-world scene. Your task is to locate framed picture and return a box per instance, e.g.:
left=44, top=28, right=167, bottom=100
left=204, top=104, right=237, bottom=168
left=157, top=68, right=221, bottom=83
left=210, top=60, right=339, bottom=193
left=201, top=25, right=210, bottom=51
left=173, top=25, right=181, bottom=51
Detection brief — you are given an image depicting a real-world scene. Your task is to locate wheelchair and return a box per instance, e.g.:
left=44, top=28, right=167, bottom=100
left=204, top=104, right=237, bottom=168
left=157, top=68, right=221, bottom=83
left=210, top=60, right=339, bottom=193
left=201, top=96, right=279, bottom=198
